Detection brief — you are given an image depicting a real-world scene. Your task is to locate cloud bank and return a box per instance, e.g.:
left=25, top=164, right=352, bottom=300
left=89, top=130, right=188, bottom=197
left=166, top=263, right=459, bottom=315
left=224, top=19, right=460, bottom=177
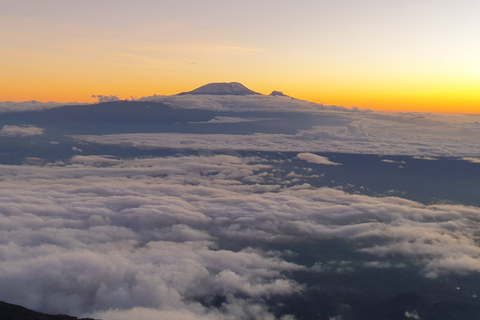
left=0, top=101, right=76, bottom=113
left=39, top=96, right=474, bottom=157
left=72, top=115, right=480, bottom=158
left=0, top=125, right=44, bottom=137
left=1, top=155, right=480, bottom=319
left=297, top=153, right=342, bottom=166
left=136, top=94, right=342, bottom=112
left=3, top=94, right=480, bottom=158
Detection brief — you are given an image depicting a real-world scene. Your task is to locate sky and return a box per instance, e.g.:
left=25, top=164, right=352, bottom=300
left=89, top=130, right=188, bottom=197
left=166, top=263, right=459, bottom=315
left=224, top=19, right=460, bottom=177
left=1, top=0, right=479, bottom=113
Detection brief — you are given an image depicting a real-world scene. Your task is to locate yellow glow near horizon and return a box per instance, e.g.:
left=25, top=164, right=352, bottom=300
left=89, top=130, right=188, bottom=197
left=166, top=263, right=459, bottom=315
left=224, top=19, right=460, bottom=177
left=1, top=1, right=479, bottom=114
left=1, top=77, right=479, bottom=114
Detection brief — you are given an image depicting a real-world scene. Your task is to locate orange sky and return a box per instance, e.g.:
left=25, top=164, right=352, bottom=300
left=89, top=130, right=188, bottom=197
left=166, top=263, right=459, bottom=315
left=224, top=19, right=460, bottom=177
left=1, top=1, right=479, bottom=113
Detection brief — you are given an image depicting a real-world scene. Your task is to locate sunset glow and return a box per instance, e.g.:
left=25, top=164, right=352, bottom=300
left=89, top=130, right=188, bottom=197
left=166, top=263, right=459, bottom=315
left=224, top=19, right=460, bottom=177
left=4, top=2, right=480, bottom=319
left=1, top=0, right=479, bottom=113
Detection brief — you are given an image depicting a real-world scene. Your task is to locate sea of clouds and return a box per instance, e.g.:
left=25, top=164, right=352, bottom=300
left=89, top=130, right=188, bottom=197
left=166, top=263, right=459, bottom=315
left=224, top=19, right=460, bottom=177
left=4, top=95, right=480, bottom=157
left=2, top=95, right=480, bottom=318
left=71, top=111, right=480, bottom=157
left=1, top=154, right=480, bottom=319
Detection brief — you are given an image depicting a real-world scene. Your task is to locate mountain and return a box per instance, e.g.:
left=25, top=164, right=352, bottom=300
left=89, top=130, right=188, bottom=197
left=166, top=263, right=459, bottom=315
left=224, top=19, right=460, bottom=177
left=0, top=301, right=96, bottom=320
left=269, top=90, right=289, bottom=97
left=177, top=82, right=261, bottom=95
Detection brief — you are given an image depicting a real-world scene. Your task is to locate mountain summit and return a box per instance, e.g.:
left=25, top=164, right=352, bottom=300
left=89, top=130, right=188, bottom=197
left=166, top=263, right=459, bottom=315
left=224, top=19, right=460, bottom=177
left=269, top=90, right=289, bottom=97
left=178, top=82, right=260, bottom=96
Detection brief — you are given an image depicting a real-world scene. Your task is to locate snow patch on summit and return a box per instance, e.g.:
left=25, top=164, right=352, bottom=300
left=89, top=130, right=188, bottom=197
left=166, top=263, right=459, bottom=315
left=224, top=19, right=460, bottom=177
left=178, top=82, right=260, bottom=96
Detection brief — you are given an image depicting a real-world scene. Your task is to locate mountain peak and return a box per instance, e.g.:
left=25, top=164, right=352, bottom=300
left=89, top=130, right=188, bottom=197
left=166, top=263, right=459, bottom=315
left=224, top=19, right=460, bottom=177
left=178, top=82, right=261, bottom=96
left=269, top=90, right=289, bottom=97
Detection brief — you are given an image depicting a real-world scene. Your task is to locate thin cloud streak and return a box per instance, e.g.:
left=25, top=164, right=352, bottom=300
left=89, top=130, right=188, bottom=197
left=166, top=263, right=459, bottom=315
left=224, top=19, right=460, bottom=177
left=0, top=125, right=44, bottom=137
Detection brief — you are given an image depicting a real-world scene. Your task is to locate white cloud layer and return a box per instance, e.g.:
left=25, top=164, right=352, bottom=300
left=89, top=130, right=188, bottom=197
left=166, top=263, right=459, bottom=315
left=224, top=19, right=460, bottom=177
left=72, top=114, right=480, bottom=158
left=0, top=101, right=76, bottom=113
left=1, top=155, right=480, bottom=319
left=191, top=116, right=272, bottom=124
left=297, top=153, right=342, bottom=166
left=462, top=157, right=480, bottom=164
left=136, top=94, right=349, bottom=112
left=0, top=125, right=44, bottom=137
left=0, top=94, right=351, bottom=114
left=35, top=95, right=473, bottom=157
left=3, top=95, right=480, bottom=158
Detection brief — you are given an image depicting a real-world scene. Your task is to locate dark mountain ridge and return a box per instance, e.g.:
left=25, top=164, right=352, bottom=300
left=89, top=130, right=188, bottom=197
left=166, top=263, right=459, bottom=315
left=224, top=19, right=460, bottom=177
left=0, top=301, right=96, bottom=320
left=269, top=90, right=290, bottom=97
left=177, top=82, right=261, bottom=95
left=0, top=101, right=216, bottom=125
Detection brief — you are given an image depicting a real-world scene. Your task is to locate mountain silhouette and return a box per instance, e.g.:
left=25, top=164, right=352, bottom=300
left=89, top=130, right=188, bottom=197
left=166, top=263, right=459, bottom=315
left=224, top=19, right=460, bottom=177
left=178, top=82, right=260, bottom=95
left=269, top=90, right=289, bottom=97
left=0, top=301, right=96, bottom=320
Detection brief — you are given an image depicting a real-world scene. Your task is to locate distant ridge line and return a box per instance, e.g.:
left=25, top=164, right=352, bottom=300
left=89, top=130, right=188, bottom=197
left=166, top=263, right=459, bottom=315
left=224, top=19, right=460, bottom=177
left=0, top=301, right=96, bottom=320
left=177, top=82, right=261, bottom=96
